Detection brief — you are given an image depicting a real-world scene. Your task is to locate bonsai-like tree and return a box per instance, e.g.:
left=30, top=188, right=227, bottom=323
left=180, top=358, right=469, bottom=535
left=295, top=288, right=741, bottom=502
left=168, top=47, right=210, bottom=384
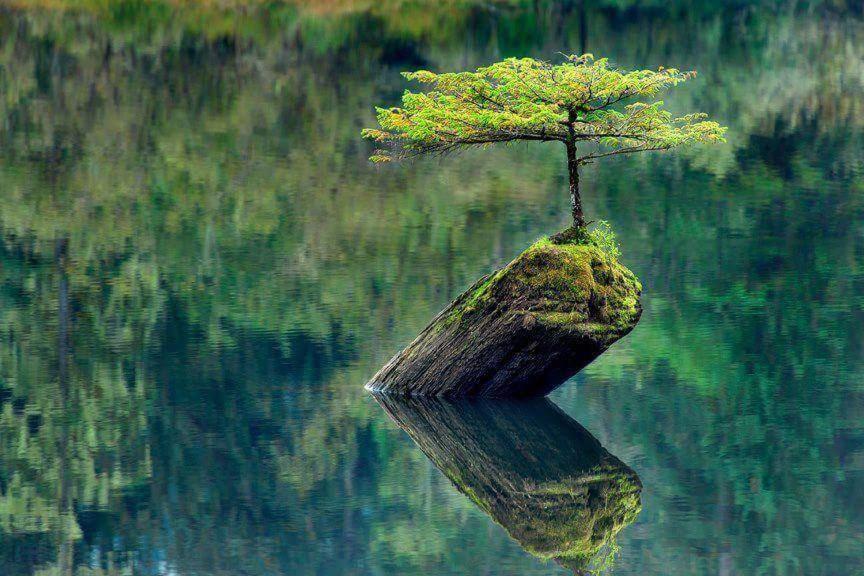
left=363, top=54, right=726, bottom=229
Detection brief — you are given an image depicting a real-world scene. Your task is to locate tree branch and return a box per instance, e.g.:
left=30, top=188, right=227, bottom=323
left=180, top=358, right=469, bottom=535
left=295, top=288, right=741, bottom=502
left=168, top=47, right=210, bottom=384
left=578, top=144, right=671, bottom=162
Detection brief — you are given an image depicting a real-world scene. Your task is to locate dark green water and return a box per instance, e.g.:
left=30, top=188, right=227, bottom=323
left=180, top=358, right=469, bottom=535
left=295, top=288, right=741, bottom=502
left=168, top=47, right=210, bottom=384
left=0, top=1, right=863, bottom=574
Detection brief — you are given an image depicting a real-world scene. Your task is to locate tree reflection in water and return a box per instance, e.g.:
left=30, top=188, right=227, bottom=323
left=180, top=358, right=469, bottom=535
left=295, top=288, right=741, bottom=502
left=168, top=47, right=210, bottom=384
left=376, top=395, right=642, bottom=574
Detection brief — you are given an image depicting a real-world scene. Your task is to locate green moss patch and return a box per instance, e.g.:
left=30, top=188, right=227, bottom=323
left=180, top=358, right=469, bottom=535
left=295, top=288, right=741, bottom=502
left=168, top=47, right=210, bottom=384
left=440, top=231, right=641, bottom=341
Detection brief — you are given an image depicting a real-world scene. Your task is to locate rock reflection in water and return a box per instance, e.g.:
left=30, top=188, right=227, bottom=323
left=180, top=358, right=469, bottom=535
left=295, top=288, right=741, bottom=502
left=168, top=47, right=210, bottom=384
left=375, top=395, right=642, bottom=574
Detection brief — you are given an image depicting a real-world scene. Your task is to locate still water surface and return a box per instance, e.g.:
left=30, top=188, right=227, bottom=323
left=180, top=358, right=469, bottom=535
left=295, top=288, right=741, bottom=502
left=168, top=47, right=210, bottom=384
left=0, top=2, right=863, bottom=574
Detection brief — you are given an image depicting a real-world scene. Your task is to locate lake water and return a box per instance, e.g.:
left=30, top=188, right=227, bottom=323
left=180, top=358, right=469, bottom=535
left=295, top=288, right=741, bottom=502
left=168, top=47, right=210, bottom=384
left=0, top=2, right=863, bottom=574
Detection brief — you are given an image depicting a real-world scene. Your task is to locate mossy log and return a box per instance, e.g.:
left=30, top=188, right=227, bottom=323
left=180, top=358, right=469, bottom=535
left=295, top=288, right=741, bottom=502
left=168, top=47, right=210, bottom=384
left=375, top=395, right=642, bottom=573
left=366, top=231, right=642, bottom=397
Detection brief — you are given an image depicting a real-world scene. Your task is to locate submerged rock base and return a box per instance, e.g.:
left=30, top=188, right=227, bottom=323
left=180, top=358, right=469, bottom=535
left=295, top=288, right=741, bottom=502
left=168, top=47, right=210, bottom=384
left=375, top=395, right=642, bottom=571
left=366, top=229, right=642, bottom=397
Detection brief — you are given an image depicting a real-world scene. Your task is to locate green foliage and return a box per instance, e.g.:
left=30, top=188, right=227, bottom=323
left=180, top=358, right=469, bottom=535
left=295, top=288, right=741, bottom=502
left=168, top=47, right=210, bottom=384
left=588, top=220, right=620, bottom=259
left=364, top=54, right=726, bottom=162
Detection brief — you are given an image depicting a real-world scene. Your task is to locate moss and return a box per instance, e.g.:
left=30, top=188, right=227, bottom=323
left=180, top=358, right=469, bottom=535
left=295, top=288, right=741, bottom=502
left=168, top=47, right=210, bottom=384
left=440, top=231, right=641, bottom=340
left=460, top=273, right=499, bottom=313
left=459, top=481, right=640, bottom=568
left=439, top=270, right=502, bottom=329
left=536, top=310, right=590, bottom=326
left=511, top=240, right=596, bottom=301
left=498, top=464, right=643, bottom=568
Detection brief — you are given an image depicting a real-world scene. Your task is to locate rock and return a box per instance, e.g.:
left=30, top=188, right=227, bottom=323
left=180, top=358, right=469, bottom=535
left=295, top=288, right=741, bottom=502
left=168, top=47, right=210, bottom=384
left=374, top=395, right=642, bottom=572
left=366, top=230, right=642, bottom=397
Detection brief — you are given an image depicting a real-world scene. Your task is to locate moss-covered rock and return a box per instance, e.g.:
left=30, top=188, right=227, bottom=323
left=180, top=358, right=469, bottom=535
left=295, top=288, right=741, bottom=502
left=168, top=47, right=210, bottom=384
left=375, top=396, right=642, bottom=573
left=367, top=229, right=642, bottom=397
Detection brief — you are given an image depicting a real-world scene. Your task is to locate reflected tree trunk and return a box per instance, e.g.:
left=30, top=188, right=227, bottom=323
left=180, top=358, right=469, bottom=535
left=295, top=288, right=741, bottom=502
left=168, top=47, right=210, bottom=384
left=375, top=395, right=642, bottom=573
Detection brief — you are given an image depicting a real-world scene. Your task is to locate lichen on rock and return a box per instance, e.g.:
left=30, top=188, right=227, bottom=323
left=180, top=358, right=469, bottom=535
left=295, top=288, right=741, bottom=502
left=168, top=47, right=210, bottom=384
left=367, top=228, right=642, bottom=397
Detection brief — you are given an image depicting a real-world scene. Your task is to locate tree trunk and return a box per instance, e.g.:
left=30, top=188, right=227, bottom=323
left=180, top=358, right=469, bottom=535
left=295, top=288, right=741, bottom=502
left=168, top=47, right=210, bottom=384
left=365, top=235, right=641, bottom=397
left=566, top=141, right=584, bottom=228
